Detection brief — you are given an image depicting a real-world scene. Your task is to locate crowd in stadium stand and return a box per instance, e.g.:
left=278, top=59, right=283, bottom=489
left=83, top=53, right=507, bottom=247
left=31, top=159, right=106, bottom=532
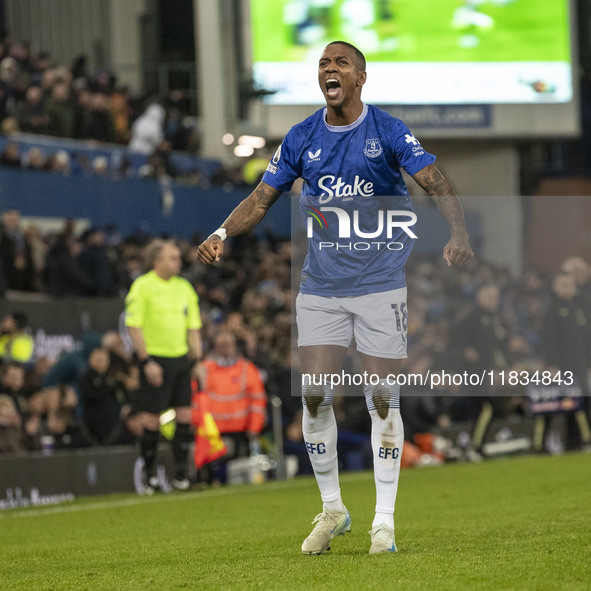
left=1, top=200, right=590, bottom=460
left=0, top=39, right=194, bottom=146
left=0, top=39, right=274, bottom=187
left=0, top=39, right=228, bottom=183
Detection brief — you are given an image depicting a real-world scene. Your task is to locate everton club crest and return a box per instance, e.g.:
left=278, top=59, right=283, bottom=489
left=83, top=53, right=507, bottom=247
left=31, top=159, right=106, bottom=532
left=364, top=138, right=382, bottom=159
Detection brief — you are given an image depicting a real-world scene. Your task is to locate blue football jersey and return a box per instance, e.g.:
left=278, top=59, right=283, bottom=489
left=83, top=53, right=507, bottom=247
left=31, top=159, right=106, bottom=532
left=262, top=104, right=436, bottom=297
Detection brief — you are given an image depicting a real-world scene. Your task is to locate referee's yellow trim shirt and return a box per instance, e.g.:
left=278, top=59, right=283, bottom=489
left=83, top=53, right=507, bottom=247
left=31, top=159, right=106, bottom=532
left=125, top=270, right=202, bottom=357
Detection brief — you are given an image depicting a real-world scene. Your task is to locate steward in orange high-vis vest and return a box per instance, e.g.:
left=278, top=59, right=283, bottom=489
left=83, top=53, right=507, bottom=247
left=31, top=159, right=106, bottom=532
left=201, top=332, right=266, bottom=436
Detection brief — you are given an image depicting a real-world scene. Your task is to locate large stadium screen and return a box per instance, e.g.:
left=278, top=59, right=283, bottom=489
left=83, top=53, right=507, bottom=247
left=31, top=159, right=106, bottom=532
left=250, top=0, right=572, bottom=106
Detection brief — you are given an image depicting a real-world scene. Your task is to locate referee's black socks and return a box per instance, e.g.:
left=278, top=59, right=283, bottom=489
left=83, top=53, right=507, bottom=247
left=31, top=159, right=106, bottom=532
left=173, top=423, right=194, bottom=480
left=141, top=428, right=160, bottom=478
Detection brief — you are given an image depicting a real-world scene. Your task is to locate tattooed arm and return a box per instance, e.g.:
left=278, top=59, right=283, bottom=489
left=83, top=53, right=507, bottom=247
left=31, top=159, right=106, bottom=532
left=197, top=181, right=282, bottom=265
left=412, top=163, right=473, bottom=267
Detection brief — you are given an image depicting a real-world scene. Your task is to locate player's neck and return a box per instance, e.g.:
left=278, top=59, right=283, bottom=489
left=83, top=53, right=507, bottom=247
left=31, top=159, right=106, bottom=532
left=325, top=101, right=364, bottom=126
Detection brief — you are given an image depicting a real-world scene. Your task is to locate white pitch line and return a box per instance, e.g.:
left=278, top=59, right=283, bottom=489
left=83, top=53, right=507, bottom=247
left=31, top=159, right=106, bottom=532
left=0, top=475, right=331, bottom=520
left=0, top=471, right=372, bottom=520
left=1, top=488, right=228, bottom=519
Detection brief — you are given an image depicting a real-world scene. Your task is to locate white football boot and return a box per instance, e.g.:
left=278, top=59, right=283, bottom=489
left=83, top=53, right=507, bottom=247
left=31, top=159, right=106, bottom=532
left=369, top=524, right=397, bottom=554
left=301, top=507, right=351, bottom=555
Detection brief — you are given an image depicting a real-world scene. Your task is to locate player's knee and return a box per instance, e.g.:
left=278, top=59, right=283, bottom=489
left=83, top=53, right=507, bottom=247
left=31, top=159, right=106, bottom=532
left=372, top=382, right=392, bottom=420
left=302, top=383, right=329, bottom=418
left=365, top=381, right=399, bottom=420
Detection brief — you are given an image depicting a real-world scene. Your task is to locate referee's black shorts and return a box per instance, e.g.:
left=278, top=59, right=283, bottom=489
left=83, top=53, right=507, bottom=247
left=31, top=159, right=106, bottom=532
left=133, top=355, right=192, bottom=414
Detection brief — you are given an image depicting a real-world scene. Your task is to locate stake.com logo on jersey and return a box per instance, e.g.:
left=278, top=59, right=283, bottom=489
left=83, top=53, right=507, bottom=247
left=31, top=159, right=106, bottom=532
left=304, top=206, right=417, bottom=251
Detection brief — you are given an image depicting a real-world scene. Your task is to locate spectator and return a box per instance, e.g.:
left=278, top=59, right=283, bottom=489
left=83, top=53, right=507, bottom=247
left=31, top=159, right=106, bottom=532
left=164, top=90, right=191, bottom=151
left=39, top=67, right=58, bottom=97
left=87, top=92, right=115, bottom=143
left=9, top=41, right=31, bottom=75
left=0, top=56, right=21, bottom=119
left=73, top=87, right=93, bottom=139
left=45, top=407, right=95, bottom=449
left=23, top=147, right=47, bottom=171
left=45, top=150, right=71, bottom=175
left=454, top=284, right=509, bottom=375
left=30, top=51, right=54, bottom=87
left=91, top=155, right=110, bottom=176
left=42, top=331, right=102, bottom=391
left=138, top=140, right=176, bottom=179
left=110, top=86, right=131, bottom=143
left=23, top=224, right=47, bottom=290
left=129, top=103, right=165, bottom=154
left=452, top=283, right=509, bottom=456
left=20, top=389, right=46, bottom=450
left=89, top=68, right=115, bottom=95
left=44, top=226, right=93, bottom=295
left=560, top=256, right=591, bottom=430
left=100, top=330, right=136, bottom=396
left=542, top=272, right=591, bottom=451
left=0, top=141, right=21, bottom=167
left=561, top=256, right=591, bottom=314
left=0, top=394, right=25, bottom=453
left=79, top=347, right=122, bottom=443
left=71, top=55, right=88, bottom=81
left=46, top=81, right=75, bottom=137
left=53, top=65, right=73, bottom=89
left=1, top=116, right=20, bottom=135
left=76, top=227, right=116, bottom=296
left=0, top=209, right=36, bottom=291
left=544, top=272, right=591, bottom=395
left=0, top=312, right=35, bottom=364
left=15, top=85, right=49, bottom=133
left=0, top=361, right=29, bottom=415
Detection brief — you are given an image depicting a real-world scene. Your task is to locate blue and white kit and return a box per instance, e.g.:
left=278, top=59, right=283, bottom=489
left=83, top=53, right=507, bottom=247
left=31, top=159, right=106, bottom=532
left=262, top=103, right=436, bottom=298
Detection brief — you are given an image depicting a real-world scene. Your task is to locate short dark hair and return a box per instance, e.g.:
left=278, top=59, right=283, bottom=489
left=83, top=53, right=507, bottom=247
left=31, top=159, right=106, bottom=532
left=325, top=41, right=366, bottom=71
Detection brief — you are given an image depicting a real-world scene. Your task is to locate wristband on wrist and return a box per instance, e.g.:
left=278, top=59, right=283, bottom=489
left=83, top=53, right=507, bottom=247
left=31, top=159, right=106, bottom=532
left=140, top=356, right=154, bottom=367
left=211, top=228, right=227, bottom=242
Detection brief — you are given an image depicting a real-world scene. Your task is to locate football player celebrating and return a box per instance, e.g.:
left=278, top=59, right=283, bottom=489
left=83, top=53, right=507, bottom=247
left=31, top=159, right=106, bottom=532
left=198, top=41, right=473, bottom=555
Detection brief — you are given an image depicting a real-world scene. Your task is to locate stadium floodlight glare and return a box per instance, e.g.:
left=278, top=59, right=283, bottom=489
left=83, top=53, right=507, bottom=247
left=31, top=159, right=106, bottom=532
left=234, top=144, right=255, bottom=157
left=222, top=133, right=235, bottom=145
left=238, top=135, right=266, bottom=149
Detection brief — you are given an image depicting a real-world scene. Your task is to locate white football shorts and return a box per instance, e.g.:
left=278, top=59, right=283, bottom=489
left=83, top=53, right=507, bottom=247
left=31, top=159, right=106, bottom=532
left=296, top=288, right=408, bottom=359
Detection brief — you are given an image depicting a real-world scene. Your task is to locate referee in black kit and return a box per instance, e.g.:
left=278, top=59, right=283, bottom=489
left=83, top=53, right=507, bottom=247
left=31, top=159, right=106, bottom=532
left=125, top=239, right=203, bottom=493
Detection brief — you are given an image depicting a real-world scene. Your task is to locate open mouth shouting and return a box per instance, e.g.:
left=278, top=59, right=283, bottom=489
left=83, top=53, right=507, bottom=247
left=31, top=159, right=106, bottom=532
left=325, top=78, right=341, bottom=100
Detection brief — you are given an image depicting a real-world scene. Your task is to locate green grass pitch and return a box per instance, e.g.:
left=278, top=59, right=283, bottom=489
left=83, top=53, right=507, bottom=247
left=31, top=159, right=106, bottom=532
left=1, top=453, right=590, bottom=590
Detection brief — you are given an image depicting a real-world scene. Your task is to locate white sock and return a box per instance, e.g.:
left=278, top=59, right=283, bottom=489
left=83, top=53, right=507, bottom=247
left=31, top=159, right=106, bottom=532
left=302, top=384, right=343, bottom=511
left=373, top=512, right=394, bottom=530
left=364, top=380, right=403, bottom=529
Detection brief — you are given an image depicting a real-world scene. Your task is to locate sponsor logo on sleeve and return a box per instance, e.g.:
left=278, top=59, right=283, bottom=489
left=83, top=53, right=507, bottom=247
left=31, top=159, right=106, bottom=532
left=405, top=133, right=425, bottom=156
left=267, top=143, right=282, bottom=174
